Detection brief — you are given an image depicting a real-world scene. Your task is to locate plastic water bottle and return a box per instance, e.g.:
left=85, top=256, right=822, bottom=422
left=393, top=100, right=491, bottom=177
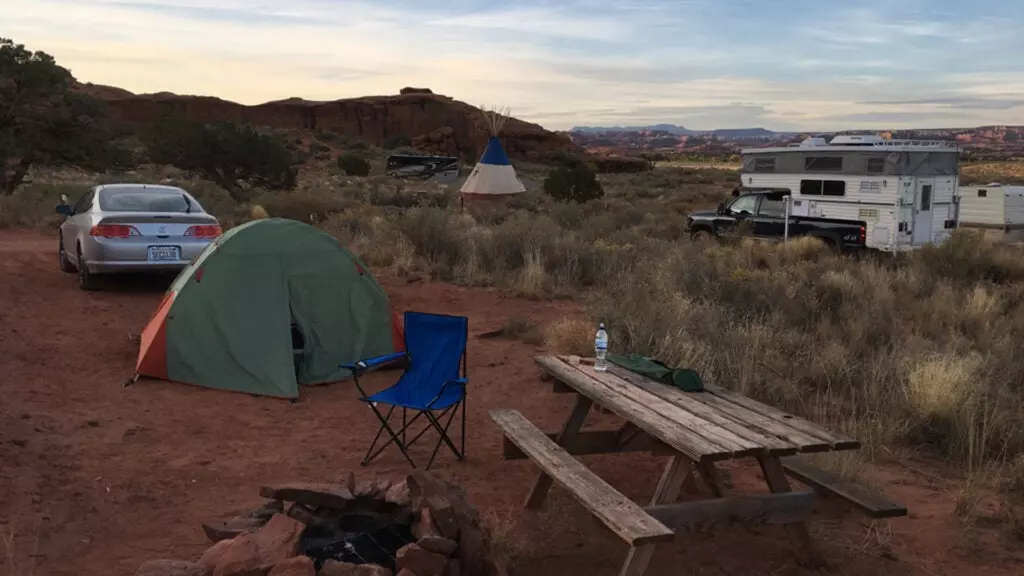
left=594, top=323, right=609, bottom=371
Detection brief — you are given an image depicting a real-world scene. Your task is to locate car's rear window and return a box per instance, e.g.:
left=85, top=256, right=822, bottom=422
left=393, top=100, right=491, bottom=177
left=99, top=188, right=200, bottom=213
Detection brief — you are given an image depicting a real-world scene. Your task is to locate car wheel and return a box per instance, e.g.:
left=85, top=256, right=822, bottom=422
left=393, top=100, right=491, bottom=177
left=691, top=229, right=715, bottom=244
left=77, top=246, right=99, bottom=291
left=58, top=233, right=76, bottom=273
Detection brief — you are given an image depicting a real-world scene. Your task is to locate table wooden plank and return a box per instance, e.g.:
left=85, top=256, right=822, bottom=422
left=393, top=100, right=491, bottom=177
left=592, top=369, right=765, bottom=457
left=536, top=356, right=731, bottom=461
left=781, top=456, right=908, bottom=519
left=525, top=394, right=592, bottom=509
left=502, top=429, right=668, bottom=460
left=673, top=388, right=833, bottom=452
left=645, top=492, right=817, bottom=532
left=607, top=366, right=800, bottom=455
left=490, top=409, right=675, bottom=546
left=703, top=382, right=860, bottom=451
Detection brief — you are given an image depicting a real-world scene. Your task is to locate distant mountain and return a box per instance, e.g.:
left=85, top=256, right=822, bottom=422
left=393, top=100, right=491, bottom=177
left=570, top=125, right=787, bottom=140
left=710, top=128, right=779, bottom=139
left=571, top=124, right=692, bottom=135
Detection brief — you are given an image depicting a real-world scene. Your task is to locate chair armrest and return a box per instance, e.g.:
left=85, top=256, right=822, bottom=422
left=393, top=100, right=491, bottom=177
left=340, top=351, right=409, bottom=374
left=427, top=378, right=468, bottom=408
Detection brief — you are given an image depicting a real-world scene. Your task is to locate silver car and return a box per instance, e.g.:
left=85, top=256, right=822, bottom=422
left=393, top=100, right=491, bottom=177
left=56, top=183, right=221, bottom=290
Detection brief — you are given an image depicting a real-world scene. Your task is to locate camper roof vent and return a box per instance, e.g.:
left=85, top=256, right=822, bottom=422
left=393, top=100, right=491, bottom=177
left=797, top=137, right=830, bottom=148
left=830, top=134, right=886, bottom=146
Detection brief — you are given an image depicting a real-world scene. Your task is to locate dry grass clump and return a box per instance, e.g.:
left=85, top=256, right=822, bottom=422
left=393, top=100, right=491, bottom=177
left=584, top=234, right=1024, bottom=473
left=543, top=317, right=594, bottom=358
left=960, top=160, right=1024, bottom=185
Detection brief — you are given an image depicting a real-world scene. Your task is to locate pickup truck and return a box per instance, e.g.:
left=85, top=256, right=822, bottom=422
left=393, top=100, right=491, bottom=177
left=686, top=189, right=866, bottom=252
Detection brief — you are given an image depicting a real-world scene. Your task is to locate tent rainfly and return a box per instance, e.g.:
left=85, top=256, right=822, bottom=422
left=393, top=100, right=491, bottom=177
left=460, top=106, right=526, bottom=199
left=134, top=218, right=403, bottom=398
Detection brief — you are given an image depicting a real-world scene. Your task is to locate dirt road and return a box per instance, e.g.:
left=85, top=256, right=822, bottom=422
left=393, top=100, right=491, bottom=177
left=0, top=229, right=1019, bottom=575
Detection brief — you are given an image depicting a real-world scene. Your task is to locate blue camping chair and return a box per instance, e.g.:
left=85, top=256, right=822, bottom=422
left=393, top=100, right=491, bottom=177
left=341, top=311, right=468, bottom=469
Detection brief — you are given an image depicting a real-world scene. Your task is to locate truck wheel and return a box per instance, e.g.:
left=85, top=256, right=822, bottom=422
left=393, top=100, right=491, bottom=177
left=819, top=237, right=841, bottom=253
left=691, top=229, right=714, bottom=244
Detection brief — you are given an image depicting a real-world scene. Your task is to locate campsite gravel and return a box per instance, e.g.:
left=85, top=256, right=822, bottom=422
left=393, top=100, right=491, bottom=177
left=1, top=229, right=1021, bottom=576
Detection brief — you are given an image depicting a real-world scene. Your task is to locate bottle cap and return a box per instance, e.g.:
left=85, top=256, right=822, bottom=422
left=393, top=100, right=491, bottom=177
left=599, top=323, right=605, bottom=329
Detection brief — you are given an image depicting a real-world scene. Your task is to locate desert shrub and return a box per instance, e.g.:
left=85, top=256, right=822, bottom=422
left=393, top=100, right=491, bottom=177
left=337, top=153, right=371, bottom=177
left=586, top=237, right=1024, bottom=468
left=541, top=149, right=585, bottom=169
left=912, top=229, right=1024, bottom=284
left=395, top=207, right=468, bottom=278
left=309, top=141, right=332, bottom=160
left=384, top=134, right=412, bottom=149
left=543, top=164, right=604, bottom=203
left=144, top=117, right=297, bottom=201
left=0, top=182, right=83, bottom=228
left=253, top=188, right=356, bottom=224
left=1, top=38, right=132, bottom=195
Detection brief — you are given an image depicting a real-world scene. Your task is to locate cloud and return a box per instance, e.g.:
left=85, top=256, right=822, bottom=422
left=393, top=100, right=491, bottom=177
left=828, top=111, right=962, bottom=125
left=4, top=0, right=1024, bottom=130
left=862, top=97, right=1024, bottom=111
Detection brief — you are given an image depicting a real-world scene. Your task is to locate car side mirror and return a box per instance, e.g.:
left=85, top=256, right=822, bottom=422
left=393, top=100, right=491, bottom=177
left=716, top=202, right=726, bottom=215
left=56, top=204, right=73, bottom=216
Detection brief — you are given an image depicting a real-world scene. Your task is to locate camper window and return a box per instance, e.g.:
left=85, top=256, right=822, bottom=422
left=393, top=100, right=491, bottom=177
left=823, top=180, right=846, bottom=196
left=800, top=180, right=822, bottom=195
left=978, top=189, right=987, bottom=198
left=753, top=157, right=776, bottom=172
left=800, top=180, right=846, bottom=197
left=804, top=156, right=843, bottom=172
left=866, top=157, right=886, bottom=173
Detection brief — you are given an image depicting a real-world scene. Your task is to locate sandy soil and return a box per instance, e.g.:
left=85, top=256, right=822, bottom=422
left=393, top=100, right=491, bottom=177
left=1, top=228, right=1021, bottom=576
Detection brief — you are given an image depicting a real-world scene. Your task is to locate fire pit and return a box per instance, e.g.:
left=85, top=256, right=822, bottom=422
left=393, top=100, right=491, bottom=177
left=294, top=490, right=416, bottom=571
left=134, top=472, right=507, bottom=576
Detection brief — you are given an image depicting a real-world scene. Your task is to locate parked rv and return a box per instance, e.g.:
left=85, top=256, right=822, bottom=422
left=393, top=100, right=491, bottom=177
left=384, top=154, right=459, bottom=184
left=687, top=189, right=867, bottom=252
left=955, top=183, right=1024, bottom=232
left=736, top=134, right=960, bottom=252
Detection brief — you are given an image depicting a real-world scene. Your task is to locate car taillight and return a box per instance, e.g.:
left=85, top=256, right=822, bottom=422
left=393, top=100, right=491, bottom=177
left=184, top=224, right=222, bottom=238
left=90, top=224, right=140, bottom=238
left=859, top=225, right=866, bottom=243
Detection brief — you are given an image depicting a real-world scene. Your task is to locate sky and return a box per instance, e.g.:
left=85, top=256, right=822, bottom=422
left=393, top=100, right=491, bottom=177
left=6, top=0, right=1024, bottom=131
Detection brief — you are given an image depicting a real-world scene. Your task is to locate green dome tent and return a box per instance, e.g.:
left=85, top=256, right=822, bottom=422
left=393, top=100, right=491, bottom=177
left=135, top=218, right=403, bottom=398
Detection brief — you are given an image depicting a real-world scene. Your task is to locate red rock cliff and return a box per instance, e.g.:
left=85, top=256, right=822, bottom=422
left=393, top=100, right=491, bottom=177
left=77, top=83, right=578, bottom=159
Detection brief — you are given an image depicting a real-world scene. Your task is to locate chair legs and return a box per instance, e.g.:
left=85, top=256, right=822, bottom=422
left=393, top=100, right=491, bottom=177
left=363, top=404, right=417, bottom=468
left=362, top=399, right=466, bottom=470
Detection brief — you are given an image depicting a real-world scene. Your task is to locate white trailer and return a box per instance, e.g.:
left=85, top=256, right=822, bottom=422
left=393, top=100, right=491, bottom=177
left=740, top=135, right=961, bottom=252
left=956, top=183, right=1024, bottom=232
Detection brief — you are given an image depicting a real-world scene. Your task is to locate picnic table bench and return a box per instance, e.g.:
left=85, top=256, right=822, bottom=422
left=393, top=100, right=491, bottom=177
left=490, top=355, right=906, bottom=576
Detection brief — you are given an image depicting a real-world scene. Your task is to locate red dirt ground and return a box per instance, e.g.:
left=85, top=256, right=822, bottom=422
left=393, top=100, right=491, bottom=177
left=1, top=228, right=1021, bottom=576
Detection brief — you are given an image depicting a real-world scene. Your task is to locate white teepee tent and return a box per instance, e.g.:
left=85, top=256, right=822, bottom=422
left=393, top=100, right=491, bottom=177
left=460, top=106, right=526, bottom=199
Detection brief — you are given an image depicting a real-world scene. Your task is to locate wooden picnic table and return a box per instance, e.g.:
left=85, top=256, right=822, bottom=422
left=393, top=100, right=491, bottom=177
left=490, top=355, right=906, bottom=576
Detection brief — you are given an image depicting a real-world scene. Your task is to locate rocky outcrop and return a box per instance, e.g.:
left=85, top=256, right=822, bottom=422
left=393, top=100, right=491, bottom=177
left=79, top=83, right=578, bottom=160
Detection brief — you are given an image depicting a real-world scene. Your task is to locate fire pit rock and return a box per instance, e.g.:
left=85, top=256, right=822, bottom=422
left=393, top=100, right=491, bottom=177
left=134, top=472, right=508, bottom=576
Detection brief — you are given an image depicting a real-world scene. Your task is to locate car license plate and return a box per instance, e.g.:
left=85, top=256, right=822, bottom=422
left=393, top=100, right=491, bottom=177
left=147, top=246, right=180, bottom=262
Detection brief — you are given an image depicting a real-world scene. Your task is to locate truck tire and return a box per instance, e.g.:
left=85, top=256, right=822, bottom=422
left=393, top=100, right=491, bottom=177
left=818, top=236, right=841, bottom=253
left=691, top=228, right=715, bottom=243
